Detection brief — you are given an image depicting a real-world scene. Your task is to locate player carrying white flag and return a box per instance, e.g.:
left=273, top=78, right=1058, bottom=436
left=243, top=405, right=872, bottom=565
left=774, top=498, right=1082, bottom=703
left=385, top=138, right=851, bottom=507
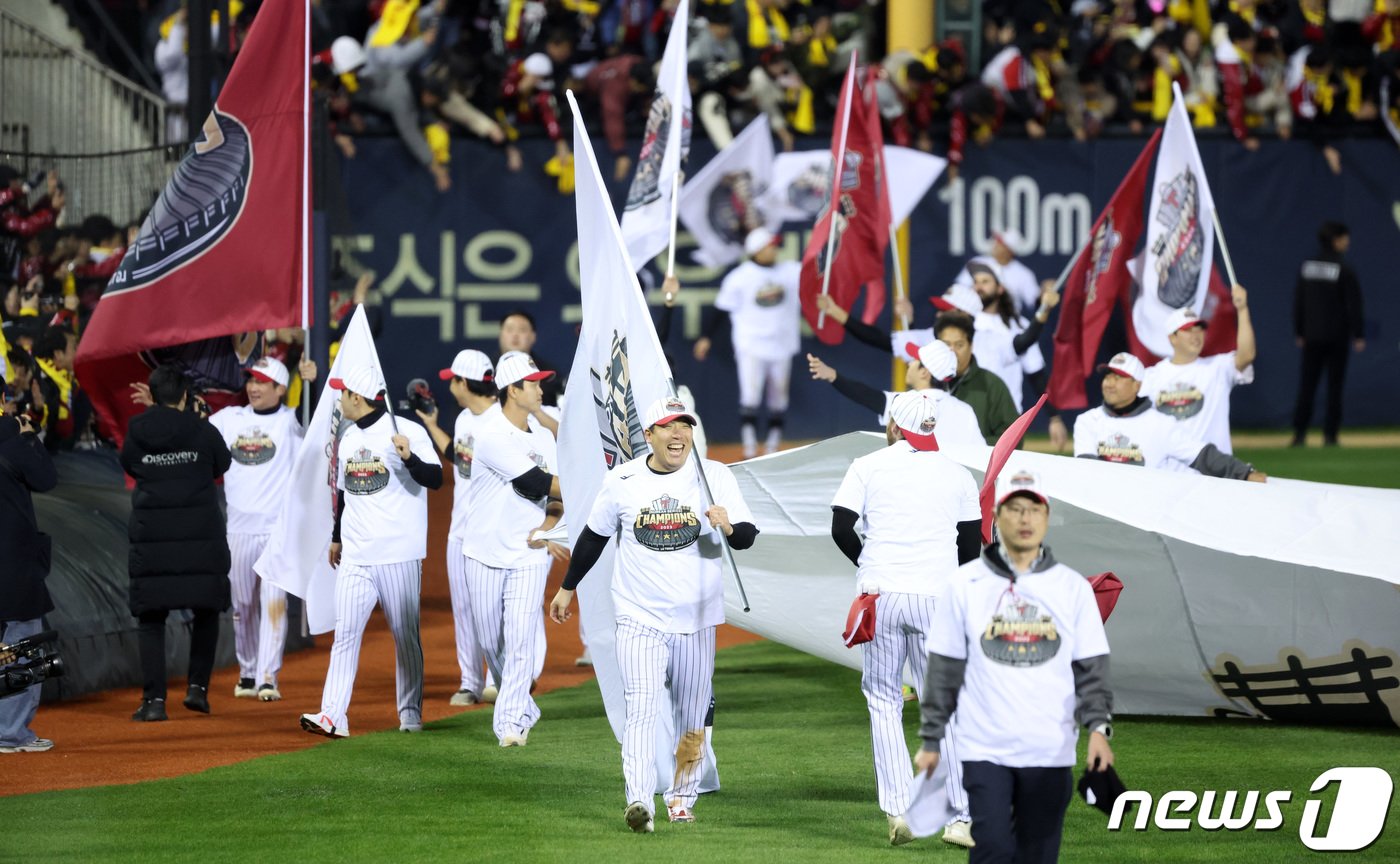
left=620, top=0, right=691, bottom=271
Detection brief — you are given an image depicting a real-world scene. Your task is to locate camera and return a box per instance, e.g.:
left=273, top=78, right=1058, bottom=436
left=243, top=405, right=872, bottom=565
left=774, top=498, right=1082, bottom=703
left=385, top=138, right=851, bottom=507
left=397, top=378, right=436, bottom=416
left=1, top=630, right=65, bottom=699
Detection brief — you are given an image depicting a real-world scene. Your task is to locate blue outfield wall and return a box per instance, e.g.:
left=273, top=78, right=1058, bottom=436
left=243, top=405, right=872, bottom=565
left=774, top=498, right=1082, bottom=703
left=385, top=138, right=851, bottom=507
left=340, top=134, right=1399, bottom=442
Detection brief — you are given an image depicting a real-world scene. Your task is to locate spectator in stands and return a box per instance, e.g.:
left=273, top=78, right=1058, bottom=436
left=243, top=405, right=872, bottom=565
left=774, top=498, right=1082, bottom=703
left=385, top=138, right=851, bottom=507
left=498, top=33, right=574, bottom=187
left=1288, top=45, right=1349, bottom=174
left=1280, top=0, right=1330, bottom=53
left=690, top=4, right=749, bottom=148
left=1152, top=27, right=1218, bottom=127
left=31, top=327, right=78, bottom=454
left=0, top=410, right=58, bottom=755
left=1292, top=221, right=1365, bottom=448
left=877, top=51, right=945, bottom=152
left=1216, top=18, right=1291, bottom=148
left=364, top=0, right=440, bottom=76
left=579, top=54, right=655, bottom=181
left=944, top=82, right=1001, bottom=184
left=1, top=170, right=64, bottom=280
left=154, top=7, right=192, bottom=143
left=122, top=364, right=232, bottom=722
left=1364, top=0, right=1400, bottom=52
left=982, top=24, right=1070, bottom=140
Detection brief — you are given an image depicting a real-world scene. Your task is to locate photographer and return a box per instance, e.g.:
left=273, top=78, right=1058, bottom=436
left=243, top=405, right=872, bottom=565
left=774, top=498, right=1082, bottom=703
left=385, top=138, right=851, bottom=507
left=0, top=410, right=58, bottom=754
left=120, top=364, right=232, bottom=722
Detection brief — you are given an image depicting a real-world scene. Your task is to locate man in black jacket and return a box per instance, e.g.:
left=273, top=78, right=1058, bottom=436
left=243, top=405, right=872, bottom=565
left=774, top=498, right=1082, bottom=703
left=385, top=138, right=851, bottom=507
left=1292, top=221, right=1366, bottom=447
left=0, top=412, right=57, bottom=753
left=120, top=365, right=232, bottom=722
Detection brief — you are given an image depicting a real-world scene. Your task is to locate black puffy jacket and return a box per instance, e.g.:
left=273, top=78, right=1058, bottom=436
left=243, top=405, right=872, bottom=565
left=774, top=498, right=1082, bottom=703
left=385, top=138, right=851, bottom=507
left=0, top=416, right=57, bottom=621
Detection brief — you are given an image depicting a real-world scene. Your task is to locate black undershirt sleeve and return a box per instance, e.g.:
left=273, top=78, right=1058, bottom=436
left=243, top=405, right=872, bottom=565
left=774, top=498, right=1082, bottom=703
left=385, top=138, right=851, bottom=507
left=726, top=521, right=759, bottom=550
left=701, top=307, right=730, bottom=340
left=956, top=519, right=982, bottom=565
left=831, top=506, right=863, bottom=566
left=831, top=375, right=888, bottom=415
left=332, top=490, right=346, bottom=543
left=843, top=316, right=893, bottom=352
left=1012, top=316, right=1045, bottom=354
left=561, top=527, right=611, bottom=589
left=403, top=453, right=444, bottom=490
left=511, top=466, right=554, bottom=499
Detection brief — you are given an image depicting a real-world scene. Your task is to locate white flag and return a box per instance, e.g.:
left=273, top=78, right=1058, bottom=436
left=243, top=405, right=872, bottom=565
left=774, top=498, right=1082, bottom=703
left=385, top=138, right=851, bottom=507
left=1131, top=84, right=1216, bottom=358
left=762, top=145, right=946, bottom=227
left=620, top=0, right=692, bottom=270
left=255, top=306, right=388, bottom=634
left=563, top=90, right=721, bottom=792
left=677, top=116, right=777, bottom=269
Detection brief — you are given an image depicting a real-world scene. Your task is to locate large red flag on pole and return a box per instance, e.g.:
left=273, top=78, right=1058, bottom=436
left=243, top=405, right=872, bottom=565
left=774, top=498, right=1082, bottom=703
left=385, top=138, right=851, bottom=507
left=799, top=56, right=890, bottom=345
left=76, top=0, right=309, bottom=445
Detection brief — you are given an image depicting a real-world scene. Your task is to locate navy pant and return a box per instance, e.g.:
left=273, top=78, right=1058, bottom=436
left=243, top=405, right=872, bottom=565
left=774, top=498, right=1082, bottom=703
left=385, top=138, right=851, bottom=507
left=963, top=761, right=1073, bottom=864
left=137, top=610, right=219, bottom=701
left=1292, top=340, right=1350, bottom=442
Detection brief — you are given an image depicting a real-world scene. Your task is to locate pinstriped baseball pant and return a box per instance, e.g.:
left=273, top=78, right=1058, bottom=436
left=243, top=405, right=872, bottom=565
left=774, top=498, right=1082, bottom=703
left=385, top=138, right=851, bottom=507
left=227, top=533, right=288, bottom=687
left=446, top=537, right=490, bottom=694
left=863, top=592, right=968, bottom=819
left=465, top=557, right=548, bottom=741
left=616, top=618, right=715, bottom=814
left=317, top=560, right=424, bottom=732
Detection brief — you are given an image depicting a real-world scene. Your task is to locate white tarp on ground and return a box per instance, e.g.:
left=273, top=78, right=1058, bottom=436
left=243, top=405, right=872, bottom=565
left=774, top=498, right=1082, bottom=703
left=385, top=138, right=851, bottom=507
left=724, top=433, right=1400, bottom=726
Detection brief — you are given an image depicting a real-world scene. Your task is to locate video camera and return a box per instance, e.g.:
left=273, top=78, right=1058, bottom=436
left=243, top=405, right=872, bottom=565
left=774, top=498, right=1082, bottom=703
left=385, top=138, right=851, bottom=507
left=397, top=378, right=436, bottom=417
left=0, top=630, right=65, bottom=699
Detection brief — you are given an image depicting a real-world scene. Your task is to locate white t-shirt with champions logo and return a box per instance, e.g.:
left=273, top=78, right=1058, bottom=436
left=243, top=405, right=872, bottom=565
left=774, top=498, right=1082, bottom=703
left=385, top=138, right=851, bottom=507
left=1140, top=352, right=1252, bottom=454
left=714, top=260, right=802, bottom=361
left=448, top=403, right=501, bottom=541
left=210, top=404, right=304, bottom=536
left=460, top=411, right=559, bottom=570
left=1072, top=404, right=1206, bottom=472
left=586, top=455, right=753, bottom=634
left=336, top=412, right=439, bottom=567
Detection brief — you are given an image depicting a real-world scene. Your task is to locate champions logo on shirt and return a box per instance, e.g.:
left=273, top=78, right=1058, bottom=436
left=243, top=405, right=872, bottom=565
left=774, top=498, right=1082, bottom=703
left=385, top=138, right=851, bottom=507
left=1154, top=382, right=1204, bottom=420
left=981, top=597, right=1061, bottom=667
left=453, top=435, right=474, bottom=480
left=344, top=447, right=390, bottom=495
left=634, top=493, right=702, bottom=551
left=231, top=427, right=276, bottom=466
left=755, top=282, right=786, bottom=308
left=1097, top=432, right=1145, bottom=465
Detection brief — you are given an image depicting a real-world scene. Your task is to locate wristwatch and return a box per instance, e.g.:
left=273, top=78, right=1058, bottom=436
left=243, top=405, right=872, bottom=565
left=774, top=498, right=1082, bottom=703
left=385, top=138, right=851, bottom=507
left=1091, top=722, right=1113, bottom=740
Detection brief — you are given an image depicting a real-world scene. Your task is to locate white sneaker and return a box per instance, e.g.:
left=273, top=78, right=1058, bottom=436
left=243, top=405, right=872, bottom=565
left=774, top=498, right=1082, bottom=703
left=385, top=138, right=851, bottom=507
left=499, top=732, right=528, bottom=747
left=888, top=814, right=914, bottom=846
left=298, top=712, right=348, bottom=739
left=257, top=684, right=282, bottom=702
left=449, top=689, right=480, bottom=706
left=575, top=648, right=592, bottom=667
left=624, top=802, right=654, bottom=834
left=0, top=737, right=54, bottom=753
left=942, top=819, right=975, bottom=848
left=480, top=685, right=499, bottom=703
left=234, top=678, right=257, bottom=698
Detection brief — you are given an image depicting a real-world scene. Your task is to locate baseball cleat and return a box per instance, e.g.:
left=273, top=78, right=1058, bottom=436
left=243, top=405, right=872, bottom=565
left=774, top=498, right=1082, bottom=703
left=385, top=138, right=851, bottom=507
left=575, top=648, right=592, bottom=667
left=499, top=732, right=528, bottom=747
left=449, top=689, right=480, bottom=706
left=480, top=685, right=499, bottom=703
left=624, top=802, right=654, bottom=834
left=666, top=805, right=695, bottom=824
left=888, top=814, right=914, bottom=846
left=257, top=684, right=282, bottom=702
left=234, top=678, right=257, bottom=698
left=0, top=737, right=54, bottom=753
left=299, top=713, right=348, bottom=739
left=941, top=819, right=975, bottom=848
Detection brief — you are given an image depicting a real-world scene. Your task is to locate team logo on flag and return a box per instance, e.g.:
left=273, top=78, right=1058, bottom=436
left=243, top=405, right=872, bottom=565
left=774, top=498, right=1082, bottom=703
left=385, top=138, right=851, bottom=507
left=344, top=447, right=389, bottom=495
left=787, top=163, right=830, bottom=218
left=814, top=196, right=856, bottom=276
left=1097, top=432, right=1145, bottom=465
left=108, top=110, right=252, bottom=294
left=232, top=426, right=276, bottom=465
left=1149, top=170, right=1204, bottom=309
left=981, top=598, right=1061, bottom=666
left=706, top=170, right=766, bottom=246
left=1086, top=216, right=1122, bottom=305
left=624, top=92, right=691, bottom=211
left=634, top=493, right=701, bottom=551
left=1155, top=383, right=1204, bottom=420
left=453, top=434, right=474, bottom=479
left=590, top=331, right=646, bottom=469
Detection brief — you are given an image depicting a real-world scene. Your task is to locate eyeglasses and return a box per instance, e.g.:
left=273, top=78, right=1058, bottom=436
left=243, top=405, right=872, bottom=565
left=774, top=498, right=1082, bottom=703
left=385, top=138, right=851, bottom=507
left=1000, top=503, right=1047, bottom=518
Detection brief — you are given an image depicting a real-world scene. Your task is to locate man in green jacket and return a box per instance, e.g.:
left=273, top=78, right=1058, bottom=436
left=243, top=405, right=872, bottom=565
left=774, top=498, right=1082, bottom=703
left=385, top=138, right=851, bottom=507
left=934, top=312, right=1018, bottom=443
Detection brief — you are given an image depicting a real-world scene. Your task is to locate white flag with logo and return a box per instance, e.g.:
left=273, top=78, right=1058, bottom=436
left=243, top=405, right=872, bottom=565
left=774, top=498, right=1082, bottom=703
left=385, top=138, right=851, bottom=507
left=256, top=305, right=387, bottom=634
left=620, top=0, right=691, bottom=270
left=677, top=116, right=777, bottom=269
left=563, top=90, right=722, bottom=791
left=1131, top=85, right=1216, bottom=358
left=762, top=145, right=945, bottom=227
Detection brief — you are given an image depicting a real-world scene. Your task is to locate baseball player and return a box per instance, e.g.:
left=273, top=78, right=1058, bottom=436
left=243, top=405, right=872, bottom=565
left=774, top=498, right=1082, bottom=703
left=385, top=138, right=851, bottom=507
left=916, top=470, right=1116, bottom=862
left=299, top=366, right=442, bottom=738
left=693, top=228, right=802, bottom=458
left=806, top=340, right=985, bottom=450
left=549, top=396, right=759, bottom=832
left=952, top=229, right=1042, bottom=315
left=830, top=390, right=983, bottom=847
left=460, top=350, right=566, bottom=747
left=1073, top=353, right=1267, bottom=481
left=1140, top=287, right=1256, bottom=454
left=415, top=349, right=499, bottom=706
left=208, top=355, right=315, bottom=702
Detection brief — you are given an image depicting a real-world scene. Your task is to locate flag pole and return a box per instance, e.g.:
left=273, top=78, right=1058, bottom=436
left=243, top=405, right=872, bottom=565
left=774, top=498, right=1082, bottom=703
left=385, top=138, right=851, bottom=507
left=815, top=52, right=858, bottom=330
left=889, top=222, right=908, bottom=330
left=298, top=0, right=312, bottom=426
left=1210, top=209, right=1238, bottom=288
left=665, top=171, right=681, bottom=301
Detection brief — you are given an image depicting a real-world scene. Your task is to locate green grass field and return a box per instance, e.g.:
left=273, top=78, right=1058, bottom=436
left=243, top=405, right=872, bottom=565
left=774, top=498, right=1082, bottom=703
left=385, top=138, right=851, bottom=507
left=13, top=640, right=1398, bottom=864
left=1234, top=445, right=1400, bottom=488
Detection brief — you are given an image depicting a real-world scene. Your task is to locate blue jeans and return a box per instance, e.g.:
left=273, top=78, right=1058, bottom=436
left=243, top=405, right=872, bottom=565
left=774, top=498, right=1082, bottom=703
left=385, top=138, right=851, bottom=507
left=0, top=618, right=44, bottom=746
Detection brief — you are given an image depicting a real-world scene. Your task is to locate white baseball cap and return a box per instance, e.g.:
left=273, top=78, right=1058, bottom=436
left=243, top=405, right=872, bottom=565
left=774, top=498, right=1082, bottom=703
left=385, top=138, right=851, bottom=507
left=439, top=349, right=494, bottom=382
left=744, top=227, right=778, bottom=257
left=1164, top=306, right=1207, bottom=335
left=330, top=36, right=366, bottom=74
left=644, top=395, right=697, bottom=429
left=930, top=283, right=982, bottom=316
left=996, top=469, right=1049, bottom=508
left=993, top=228, right=1025, bottom=251
left=1097, top=352, right=1145, bottom=382
left=328, top=366, right=386, bottom=400
left=245, top=356, right=289, bottom=387
left=522, top=53, right=553, bottom=78
left=905, top=339, right=958, bottom=382
left=495, top=350, right=554, bottom=388
left=889, top=390, right=940, bottom=451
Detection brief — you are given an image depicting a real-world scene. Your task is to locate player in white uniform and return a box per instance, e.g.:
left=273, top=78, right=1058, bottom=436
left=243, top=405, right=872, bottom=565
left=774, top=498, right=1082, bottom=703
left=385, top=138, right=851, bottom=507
left=693, top=228, right=802, bottom=458
left=915, top=471, right=1116, bottom=862
left=415, top=349, right=500, bottom=706
left=1073, top=353, right=1266, bottom=481
left=299, top=366, right=442, bottom=738
left=806, top=339, right=985, bottom=450
left=460, top=351, right=566, bottom=747
left=830, top=390, right=983, bottom=848
left=1139, top=290, right=1256, bottom=454
left=952, top=229, right=1042, bottom=315
left=550, top=396, right=759, bottom=832
left=208, top=356, right=314, bottom=702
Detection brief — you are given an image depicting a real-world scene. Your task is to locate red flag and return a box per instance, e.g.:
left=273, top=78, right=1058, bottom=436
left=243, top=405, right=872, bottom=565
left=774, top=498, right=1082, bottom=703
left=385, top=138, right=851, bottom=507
left=1088, top=572, right=1124, bottom=622
left=1047, top=129, right=1160, bottom=410
left=75, top=0, right=308, bottom=445
left=979, top=394, right=1048, bottom=544
left=799, top=62, right=890, bottom=345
